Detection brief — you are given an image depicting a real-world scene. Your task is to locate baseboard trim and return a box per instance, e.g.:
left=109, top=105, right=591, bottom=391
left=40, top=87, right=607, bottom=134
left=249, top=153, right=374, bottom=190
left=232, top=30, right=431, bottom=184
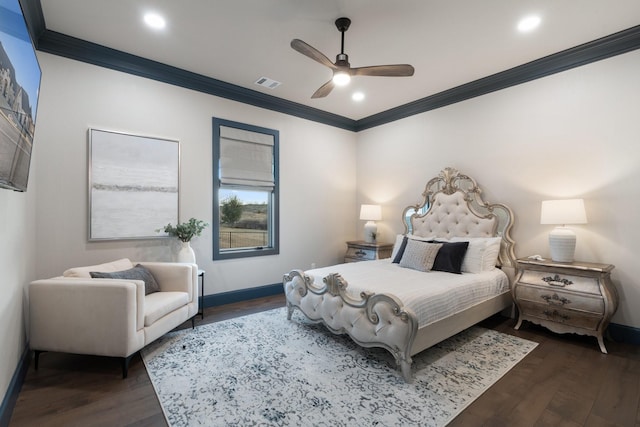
left=608, top=323, right=640, bottom=346
left=203, top=283, right=284, bottom=308
left=0, top=345, right=31, bottom=427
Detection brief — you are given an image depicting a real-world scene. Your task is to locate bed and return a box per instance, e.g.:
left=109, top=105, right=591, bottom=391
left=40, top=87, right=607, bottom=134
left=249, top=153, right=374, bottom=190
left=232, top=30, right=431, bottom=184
left=283, top=167, right=516, bottom=382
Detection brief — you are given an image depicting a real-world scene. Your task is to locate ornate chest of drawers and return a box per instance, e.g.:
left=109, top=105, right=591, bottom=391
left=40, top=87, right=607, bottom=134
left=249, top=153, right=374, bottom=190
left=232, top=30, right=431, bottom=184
left=513, top=258, right=618, bottom=353
left=344, top=240, right=393, bottom=263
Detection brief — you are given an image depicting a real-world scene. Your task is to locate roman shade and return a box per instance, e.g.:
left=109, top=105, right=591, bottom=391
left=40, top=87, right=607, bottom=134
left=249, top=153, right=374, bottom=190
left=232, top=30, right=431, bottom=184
left=219, top=125, right=274, bottom=190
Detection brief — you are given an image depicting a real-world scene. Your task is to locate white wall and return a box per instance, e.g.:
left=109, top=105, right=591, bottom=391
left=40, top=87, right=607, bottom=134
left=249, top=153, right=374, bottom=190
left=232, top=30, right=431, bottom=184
left=0, top=183, right=36, bottom=404
left=33, top=53, right=358, bottom=295
left=356, top=50, right=640, bottom=328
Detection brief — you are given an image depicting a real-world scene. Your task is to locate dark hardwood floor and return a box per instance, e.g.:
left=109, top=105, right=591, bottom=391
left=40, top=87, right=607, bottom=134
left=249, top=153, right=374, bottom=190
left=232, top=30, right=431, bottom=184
left=9, top=295, right=640, bottom=426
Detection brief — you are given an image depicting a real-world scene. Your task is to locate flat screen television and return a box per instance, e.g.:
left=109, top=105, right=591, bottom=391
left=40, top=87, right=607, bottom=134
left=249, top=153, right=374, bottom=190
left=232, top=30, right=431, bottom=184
left=0, top=0, right=41, bottom=192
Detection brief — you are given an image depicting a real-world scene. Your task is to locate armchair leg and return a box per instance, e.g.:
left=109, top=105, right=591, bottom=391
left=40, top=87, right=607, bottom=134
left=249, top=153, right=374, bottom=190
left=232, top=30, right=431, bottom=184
left=122, top=354, right=135, bottom=379
left=191, top=316, right=195, bottom=329
left=34, top=350, right=46, bottom=370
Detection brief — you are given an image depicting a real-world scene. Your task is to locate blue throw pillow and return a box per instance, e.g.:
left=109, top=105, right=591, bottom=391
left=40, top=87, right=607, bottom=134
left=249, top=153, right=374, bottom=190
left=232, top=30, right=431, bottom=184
left=392, top=236, right=409, bottom=263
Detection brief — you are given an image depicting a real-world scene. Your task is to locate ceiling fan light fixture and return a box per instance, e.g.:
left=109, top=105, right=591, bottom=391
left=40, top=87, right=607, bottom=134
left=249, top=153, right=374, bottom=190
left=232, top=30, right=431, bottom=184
left=332, top=70, right=351, bottom=86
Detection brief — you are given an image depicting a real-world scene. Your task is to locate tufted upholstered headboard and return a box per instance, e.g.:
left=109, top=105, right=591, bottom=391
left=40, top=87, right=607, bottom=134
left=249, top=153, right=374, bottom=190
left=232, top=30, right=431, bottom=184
left=402, top=167, right=516, bottom=269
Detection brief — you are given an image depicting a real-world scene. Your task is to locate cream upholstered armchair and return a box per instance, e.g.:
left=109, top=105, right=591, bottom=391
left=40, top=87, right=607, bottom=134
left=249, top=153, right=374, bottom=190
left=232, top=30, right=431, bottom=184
left=29, top=258, right=198, bottom=377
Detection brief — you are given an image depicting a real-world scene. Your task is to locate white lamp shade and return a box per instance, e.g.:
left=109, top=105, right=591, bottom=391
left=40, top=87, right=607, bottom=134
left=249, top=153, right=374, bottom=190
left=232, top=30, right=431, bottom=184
left=360, top=204, right=382, bottom=221
left=540, top=199, right=587, bottom=225
left=540, top=199, right=587, bottom=263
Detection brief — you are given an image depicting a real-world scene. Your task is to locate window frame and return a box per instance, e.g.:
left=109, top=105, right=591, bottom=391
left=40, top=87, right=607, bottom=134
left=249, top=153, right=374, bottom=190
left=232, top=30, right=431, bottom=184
left=212, top=117, right=279, bottom=260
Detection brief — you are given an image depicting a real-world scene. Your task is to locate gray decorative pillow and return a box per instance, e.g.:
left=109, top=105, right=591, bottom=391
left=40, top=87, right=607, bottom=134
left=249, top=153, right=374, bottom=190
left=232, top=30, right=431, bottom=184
left=90, top=264, right=160, bottom=295
left=399, top=240, right=443, bottom=272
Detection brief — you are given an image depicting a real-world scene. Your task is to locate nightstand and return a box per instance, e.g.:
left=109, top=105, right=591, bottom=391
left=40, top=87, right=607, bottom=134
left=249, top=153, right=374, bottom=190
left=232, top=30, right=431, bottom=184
left=344, top=240, right=393, bottom=263
left=513, top=258, right=618, bottom=353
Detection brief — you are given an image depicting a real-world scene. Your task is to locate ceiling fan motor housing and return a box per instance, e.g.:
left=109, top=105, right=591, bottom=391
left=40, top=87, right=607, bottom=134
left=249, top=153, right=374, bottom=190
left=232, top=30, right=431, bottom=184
left=335, top=53, right=350, bottom=67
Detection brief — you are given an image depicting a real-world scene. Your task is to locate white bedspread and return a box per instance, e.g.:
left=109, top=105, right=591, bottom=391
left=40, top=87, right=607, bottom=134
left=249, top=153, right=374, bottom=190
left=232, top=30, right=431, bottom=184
left=305, top=259, right=509, bottom=328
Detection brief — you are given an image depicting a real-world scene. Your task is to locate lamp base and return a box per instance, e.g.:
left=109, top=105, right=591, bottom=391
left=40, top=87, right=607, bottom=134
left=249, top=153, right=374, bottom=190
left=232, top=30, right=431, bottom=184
left=549, top=226, right=576, bottom=263
left=364, top=221, right=377, bottom=243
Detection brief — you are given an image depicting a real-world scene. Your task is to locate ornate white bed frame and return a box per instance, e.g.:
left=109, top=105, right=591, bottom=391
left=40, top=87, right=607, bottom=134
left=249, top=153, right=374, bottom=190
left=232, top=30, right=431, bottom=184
left=283, top=167, right=516, bottom=382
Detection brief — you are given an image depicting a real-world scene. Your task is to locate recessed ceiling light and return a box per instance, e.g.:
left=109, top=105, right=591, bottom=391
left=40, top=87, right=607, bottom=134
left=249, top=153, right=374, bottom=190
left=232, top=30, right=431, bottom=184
left=144, top=12, right=166, bottom=30
left=517, top=15, right=541, bottom=32
left=352, top=92, right=365, bottom=102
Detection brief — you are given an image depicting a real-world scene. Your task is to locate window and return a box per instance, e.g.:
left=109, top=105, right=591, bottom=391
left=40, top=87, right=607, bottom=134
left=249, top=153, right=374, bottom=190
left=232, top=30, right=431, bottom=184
left=212, top=118, right=279, bottom=259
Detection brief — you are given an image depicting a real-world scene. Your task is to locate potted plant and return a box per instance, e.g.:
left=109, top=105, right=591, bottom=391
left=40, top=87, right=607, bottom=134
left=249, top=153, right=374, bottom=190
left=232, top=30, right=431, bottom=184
left=159, top=218, right=208, bottom=263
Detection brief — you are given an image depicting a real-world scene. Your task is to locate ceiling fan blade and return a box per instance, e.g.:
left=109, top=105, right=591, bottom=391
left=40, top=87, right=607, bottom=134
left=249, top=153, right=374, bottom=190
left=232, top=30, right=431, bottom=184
left=291, top=39, right=337, bottom=70
left=311, top=79, right=335, bottom=98
left=351, top=64, right=415, bottom=77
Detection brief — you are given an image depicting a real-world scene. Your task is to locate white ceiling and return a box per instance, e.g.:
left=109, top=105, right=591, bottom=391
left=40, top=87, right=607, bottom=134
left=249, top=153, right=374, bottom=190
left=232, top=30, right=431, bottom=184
left=39, top=0, right=640, bottom=120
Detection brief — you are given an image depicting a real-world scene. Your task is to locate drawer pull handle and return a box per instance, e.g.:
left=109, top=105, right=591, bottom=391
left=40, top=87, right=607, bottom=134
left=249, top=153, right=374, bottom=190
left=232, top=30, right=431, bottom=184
left=355, top=250, right=367, bottom=257
left=543, top=309, right=570, bottom=321
left=542, top=274, right=573, bottom=287
left=541, top=293, right=571, bottom=306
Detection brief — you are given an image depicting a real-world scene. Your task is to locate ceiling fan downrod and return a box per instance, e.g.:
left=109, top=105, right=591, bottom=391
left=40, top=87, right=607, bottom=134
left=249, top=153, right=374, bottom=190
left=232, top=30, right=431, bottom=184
left=335, top=17, right=351, bottom=65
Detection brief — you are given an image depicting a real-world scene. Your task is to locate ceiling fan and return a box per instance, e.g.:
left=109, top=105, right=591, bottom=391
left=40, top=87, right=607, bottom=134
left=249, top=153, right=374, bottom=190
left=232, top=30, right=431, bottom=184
left=291, top=17, right=415, bottom=98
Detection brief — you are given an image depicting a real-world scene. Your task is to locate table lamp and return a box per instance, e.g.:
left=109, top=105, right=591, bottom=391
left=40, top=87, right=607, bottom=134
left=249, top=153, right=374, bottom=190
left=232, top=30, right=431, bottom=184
left=360, top=204, right=382, bottom=243
left=540, top=199, right=587, bottom=262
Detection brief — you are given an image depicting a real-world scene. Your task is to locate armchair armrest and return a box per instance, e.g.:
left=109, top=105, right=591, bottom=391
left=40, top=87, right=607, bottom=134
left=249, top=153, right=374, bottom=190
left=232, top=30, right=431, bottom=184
left=137, top=262, right=198, bottom=303
left=29, top=278, right=145, bottom=358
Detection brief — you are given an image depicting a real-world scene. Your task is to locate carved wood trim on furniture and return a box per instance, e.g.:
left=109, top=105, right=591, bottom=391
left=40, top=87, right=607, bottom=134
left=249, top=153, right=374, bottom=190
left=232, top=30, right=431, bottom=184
left=513, top=258, right=619, bottom=353
left=284, top=270, right=418, bottom=379
left=402, top=166, right=516, bottom=273
left=283, top=167, right=517, bottom=381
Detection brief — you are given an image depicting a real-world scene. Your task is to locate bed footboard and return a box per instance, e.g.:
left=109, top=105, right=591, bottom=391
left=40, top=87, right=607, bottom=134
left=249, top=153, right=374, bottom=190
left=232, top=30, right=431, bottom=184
left=283, top=269, right=419, bottom=381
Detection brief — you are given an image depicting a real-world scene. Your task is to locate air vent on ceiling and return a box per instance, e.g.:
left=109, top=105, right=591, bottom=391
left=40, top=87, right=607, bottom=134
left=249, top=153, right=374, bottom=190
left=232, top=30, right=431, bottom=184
left=254, top=77, right=281, bottom=89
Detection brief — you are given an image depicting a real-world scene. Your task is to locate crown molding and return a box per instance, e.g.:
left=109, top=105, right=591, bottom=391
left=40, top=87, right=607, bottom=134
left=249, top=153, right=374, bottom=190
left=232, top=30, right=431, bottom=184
left=36, top=30, right=357, bottom=131
left=25, top=0, right=640, bottom=132
left=355, top=25, right=640, bottom=131
left=18, top=0, right=46, bottom=45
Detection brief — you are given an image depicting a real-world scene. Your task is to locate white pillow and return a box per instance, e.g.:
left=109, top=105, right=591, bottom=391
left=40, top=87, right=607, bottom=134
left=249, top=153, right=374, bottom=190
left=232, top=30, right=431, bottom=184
left=450, top=237, right=501, bottom=273
left=481, top=237, right=502, bottom=270
left=63, top=258, right=134, bottom=278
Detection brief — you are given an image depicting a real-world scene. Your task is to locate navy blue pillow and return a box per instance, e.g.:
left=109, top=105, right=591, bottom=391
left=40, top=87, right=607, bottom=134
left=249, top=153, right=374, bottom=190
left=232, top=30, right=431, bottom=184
left=429, top=241, right=469, bottom=274
left=392, top=236, right=409, bottom=263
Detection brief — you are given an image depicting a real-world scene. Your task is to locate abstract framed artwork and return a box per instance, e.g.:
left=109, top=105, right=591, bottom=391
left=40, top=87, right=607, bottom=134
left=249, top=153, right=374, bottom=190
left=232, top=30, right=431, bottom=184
left=88, top=128, right=179, bottom=241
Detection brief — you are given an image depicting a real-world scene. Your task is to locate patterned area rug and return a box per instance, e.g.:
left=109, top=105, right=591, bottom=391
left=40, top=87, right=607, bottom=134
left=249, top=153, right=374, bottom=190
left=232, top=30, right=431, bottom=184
left=141, top=308, right=537, bottom=427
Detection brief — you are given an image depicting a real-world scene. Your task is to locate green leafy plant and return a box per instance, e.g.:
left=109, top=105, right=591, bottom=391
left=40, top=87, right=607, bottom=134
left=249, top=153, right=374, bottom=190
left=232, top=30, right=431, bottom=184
left=220, top=195, right=243, bottom=226
left=159, top=218, right=208, bottom=242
